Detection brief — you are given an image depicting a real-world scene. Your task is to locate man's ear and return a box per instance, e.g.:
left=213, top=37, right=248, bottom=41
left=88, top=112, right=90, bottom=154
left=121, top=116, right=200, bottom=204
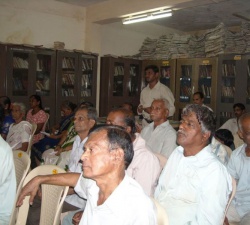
left=238, top=130, right=243, bottom=139
left=89, top=119, right=96, bottom=128
left=110, top=148, right=124, bottom=165
left=202, top=131, right=211, bottom=143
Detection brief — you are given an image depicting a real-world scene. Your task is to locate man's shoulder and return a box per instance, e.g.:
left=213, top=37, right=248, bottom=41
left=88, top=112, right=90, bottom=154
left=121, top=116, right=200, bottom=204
left=231, top=144, right=245, bottom=159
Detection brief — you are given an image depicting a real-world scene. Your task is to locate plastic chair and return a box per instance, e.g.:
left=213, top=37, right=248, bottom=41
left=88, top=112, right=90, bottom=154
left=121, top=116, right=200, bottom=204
left=15, top=165, right=69, bottom=225
left=9, top=150, right=31, bottom=225
left=151, top=198, right=169, bottom=225
left=26, top=123, right=37, bottom=156
left=45, top=113, right=50, bottom=131
left=222, top=176, right=237, bottom=225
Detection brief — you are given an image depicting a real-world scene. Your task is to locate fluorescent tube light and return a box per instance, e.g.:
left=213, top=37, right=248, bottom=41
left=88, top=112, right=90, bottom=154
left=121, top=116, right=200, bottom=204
left=123, top=9, right=172, bottom=25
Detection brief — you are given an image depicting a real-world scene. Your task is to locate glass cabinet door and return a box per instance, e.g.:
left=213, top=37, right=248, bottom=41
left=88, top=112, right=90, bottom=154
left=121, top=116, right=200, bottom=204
left=113, top=62, right=124, bottom=96
left=160, top=65, right=171, bottom=88
left=198, top=64, right=212, bottom=104
left=221, top=60, right=235, bottom=103
left=80, top=56, right=94, bottom=98
left=61, top=57, right=76, bottom=97
left=36, top=54, right=51, bottom=96
left=179, top=65, right=192, bottom=102
left=12, top=52, right=29, bottom=96
left=247, top=60, right=250, bottom=104
left=128, top=64, right=139, bottom=96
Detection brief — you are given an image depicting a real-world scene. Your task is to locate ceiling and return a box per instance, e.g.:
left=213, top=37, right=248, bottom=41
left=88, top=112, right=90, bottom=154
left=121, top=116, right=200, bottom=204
left=56, top=0, right=250, bottom=32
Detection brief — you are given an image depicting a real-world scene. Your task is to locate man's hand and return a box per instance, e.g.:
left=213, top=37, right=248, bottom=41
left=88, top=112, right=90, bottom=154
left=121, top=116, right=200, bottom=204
left=16, top=176, right=40, bottom=207
left=72, top=210, right=84, bottom=225
left=55, top=146, right=63, bottom=156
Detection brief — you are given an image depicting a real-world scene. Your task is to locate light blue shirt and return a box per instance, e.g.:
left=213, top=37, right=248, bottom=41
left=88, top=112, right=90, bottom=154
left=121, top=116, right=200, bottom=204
left=227, top=144, right=250, bottom=218
left=0, top=136, right=16, bottom=225
left=155, top=145, right=232, bottom=225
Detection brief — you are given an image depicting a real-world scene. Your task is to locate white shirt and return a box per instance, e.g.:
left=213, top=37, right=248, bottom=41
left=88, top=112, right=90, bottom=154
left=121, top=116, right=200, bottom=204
left=227, top=144, right=250, bottom=218
left=75, top=174, right=157, bottom=225
left=220, top=118, right=238, bottom=135
left=139, top=81, right=175, bottom=117
left=127, top=133, right=161, bottom=196
left=64, top=135, right=88, bottom=208
left=0, top=136, right=16, bottom=225
left=6, top=121, right=32, bottom=150
left=155, top=145, right=232, bottom=225
left=141, top=120, right=177, bottom=158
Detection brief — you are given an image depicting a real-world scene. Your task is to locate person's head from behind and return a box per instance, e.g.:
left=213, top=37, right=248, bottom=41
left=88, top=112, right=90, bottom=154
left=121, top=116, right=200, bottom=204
left=233, top=103, right=245, bottom=119
left=120, top=102, right=134, bottom=113
left=150, top=99, right=169, bottom=123
left=61, top=101, right=77, bottom=117
left=81, top=125, right=134, bottom=179
left=144, top=65, right=159, bottom=84
left=178, top=104, right=216, bottom=151
left=29, top=94, right=43, bottom=109
left=106, top=108, right=136, bottom=137
left=214, top=129, right=234, bottom=149
left=238, top=112, right=250, bottom=146
left=193, top=92, right=204, bottom=106
left=80, top=101, right=94, bottom=107
left=12, top=102, right=26, bottom=123
left=74, top=106, right=97, bottom=134
left=0, top=96, right=11, bottom=113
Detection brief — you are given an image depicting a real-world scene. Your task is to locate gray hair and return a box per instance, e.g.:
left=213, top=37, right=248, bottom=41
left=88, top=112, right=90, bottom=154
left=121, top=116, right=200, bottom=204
left=12, top=102, right=26, bottom=114
left=76, top=106, right=97, bottom=122
left=153, top=98, right=170, bottom=110
left=182, top=104, right=216, bottom=142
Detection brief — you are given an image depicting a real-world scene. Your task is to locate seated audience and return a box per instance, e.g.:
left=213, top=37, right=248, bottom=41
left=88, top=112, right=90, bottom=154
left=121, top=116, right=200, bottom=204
left=17, top=126, right=157, bottom=225
left=193, top=91, right=213, bottom=111
left=0, top=96, right=14, bottom=140
left=106, top=108, right=161, bottom=196
left=141, top=98, right=177, bottom=167
left=26, top=94, right=47, bottom=144
left=155, top=104, right=232, bottom=225
left=27, top=106, right=97, bottom=225
left=220, top=103, right=246, bottom=135
left=6, top=102, right=32, bottom=151
left=226, top=112, right=250, bottom=225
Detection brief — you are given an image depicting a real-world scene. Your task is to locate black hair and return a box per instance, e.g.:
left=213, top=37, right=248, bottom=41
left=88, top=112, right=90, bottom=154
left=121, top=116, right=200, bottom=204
left=215, top=129, right=235, bottom=149
left=89, top=125, right=134, bottom=169
left=80, top=101, right=94, bottom=107
left=233, top=103, right=245, bottom=111
left=144, top=65, right=159, bottom=73
left=193, top=91, right=204, bottom=99
left=30, top=94, right=43, bottom=109
left=0, top=96, right=11, bottom=114
left=61, top=100, right=77, bottom=112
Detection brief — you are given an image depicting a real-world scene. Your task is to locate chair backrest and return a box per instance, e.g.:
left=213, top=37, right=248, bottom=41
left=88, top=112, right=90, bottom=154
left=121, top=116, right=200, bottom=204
left=222, top=176, right=237, bottom=225
left=26, top=123, right=37, bottom=156
left=15, top=165, right=69, bottom=225
left=45, top=113, right=50, bottom=131
left=9, top=150, right=31, bottom=225
left=151, top=198, right=169, bottom=225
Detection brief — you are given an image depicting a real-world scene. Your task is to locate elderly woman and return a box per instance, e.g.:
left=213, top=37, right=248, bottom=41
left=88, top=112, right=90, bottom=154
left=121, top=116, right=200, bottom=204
left=6, top=102, right=32, bottom=151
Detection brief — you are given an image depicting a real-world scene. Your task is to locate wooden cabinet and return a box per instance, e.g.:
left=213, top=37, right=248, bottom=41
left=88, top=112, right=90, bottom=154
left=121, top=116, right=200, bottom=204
left=6, top=45, right=56, bottom=125
left=175, top=58, right=218, bottom=120
left=99, top=56, right=142, bottom=117
left=56, top=50, right=98, bottom=124
left=216, top=54, right=250, bottom=127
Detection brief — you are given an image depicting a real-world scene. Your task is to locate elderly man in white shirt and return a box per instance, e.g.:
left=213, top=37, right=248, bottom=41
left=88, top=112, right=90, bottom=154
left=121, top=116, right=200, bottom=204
left=154, top=104, right=232, bottom=225
left=17, top=126, right=156, bottom=225
left=141, top=98, right=177, bottom=166
left=226, top=112, right=250, bottom=225
left=138, top=65, right=175, bottom=127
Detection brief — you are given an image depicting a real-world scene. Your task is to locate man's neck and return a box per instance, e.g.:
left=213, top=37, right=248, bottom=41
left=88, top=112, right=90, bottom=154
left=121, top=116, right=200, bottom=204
left=78, top=131, right=89, bottom=142
left=96, top=171, right=125, bottom=206
left=183, top=143, right=207, bottom=157
left=153, top=119, right=167, bottom=129
left=245, top=145, right=250, bottom=157
left=148, top=80, right=158, bottom=89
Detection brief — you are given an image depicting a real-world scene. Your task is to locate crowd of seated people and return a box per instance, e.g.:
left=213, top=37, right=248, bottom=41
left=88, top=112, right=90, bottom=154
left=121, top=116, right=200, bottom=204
left=2, top=85, right=250, bottom=225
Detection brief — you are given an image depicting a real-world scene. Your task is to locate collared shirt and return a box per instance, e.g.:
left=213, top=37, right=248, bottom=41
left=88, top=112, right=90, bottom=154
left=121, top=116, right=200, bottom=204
left=64, top=135, right=88, bottom=208
left=209, top=137, right=230, bottom=165
left=155, top=145, right=232, bottom=225
left=141, top=120, right=177, bottom=158
left=227, top=144, right=250, bottom=218
left=75, top=174, right=157, bottom=225
left=139, top=81, right=175, bottom=117
left=6, top=121, right=32, bottom=150
left=0, top=136, right=16, bottom=225
left=127, top=133, right=161, bottom=196
left=220, top=118, right=238, bottom=135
